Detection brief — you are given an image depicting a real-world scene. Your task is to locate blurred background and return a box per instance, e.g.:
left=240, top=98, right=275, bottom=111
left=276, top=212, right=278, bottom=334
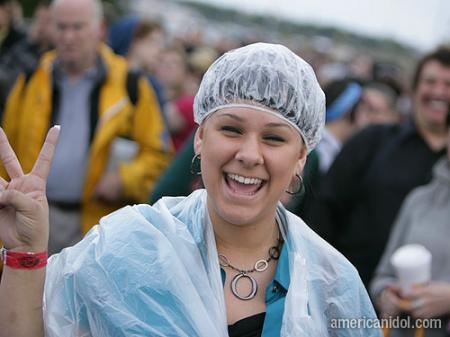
left=7, top=0, right=450, bottom=160
left=6, top=0, right=449, bottom=183
left=16, top=0, right=450, bottom=65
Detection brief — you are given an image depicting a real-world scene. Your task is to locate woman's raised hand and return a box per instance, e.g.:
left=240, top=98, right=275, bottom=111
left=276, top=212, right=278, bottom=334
left=0, top=126, right=60, bottom=252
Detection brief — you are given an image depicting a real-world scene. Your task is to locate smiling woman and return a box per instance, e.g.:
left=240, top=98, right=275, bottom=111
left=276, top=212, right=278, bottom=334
left=0, top=43, right=381, bottom=337
left=197, top=107, right=305, bottom=229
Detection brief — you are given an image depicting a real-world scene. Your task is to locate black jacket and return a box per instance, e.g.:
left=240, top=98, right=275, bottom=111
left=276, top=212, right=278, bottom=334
left=310, top=121, right=446, bottom=286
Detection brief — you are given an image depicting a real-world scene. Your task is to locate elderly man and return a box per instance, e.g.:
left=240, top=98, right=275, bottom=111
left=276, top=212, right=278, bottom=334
left=311, top=47, right=450, bottom=287
left=1, top=0, right=172, bottom=254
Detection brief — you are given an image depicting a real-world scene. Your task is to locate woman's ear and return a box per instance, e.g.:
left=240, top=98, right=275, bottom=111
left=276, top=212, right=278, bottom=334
left=193, top=126, right=204, bottom=155
left=297, top=146, right=308, bottom=172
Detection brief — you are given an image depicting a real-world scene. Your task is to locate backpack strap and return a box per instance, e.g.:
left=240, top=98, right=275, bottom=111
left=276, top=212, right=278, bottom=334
left=126, top=69, right=141, bottom=106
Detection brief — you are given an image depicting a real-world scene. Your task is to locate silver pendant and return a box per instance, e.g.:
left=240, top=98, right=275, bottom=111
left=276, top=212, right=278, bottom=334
left=231, top=272, right=258, bottom=300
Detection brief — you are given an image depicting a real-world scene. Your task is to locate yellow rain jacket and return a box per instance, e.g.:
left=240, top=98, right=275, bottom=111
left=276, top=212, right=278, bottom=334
left=1, top=44, right=173, bottom=233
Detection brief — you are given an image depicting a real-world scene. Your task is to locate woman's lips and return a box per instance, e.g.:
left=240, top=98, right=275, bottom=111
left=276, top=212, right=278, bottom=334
left=224, top=173, right=265, bottom=196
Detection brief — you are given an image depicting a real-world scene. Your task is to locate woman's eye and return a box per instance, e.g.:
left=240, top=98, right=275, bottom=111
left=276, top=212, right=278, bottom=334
left=220, top=126, right=242, bottom=134
left=264, top=135, right=285, bottom=143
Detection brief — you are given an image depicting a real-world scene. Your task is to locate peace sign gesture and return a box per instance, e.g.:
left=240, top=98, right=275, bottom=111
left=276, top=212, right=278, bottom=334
left=0, top=126, right=60, bottom=252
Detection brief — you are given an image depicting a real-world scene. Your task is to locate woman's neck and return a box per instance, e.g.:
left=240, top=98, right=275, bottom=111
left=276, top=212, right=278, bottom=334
left=209, top=204, right=279, bottom=259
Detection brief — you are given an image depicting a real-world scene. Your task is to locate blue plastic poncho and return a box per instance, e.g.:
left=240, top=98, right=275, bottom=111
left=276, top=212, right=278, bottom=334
left=43, top=190, right=381, bottom=336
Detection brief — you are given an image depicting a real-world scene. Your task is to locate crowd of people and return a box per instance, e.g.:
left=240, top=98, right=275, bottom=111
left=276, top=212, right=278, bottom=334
left=0, top=0, right=449, bottom=336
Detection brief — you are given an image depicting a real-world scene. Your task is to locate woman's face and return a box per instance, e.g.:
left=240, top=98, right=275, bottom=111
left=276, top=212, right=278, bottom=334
left=354, top=88, right=398, bottom=129
left=156, top=51, right=186, bottom=87
left=131, top=31, right=165, bottom=72
left=195, top=107, right=306, bottom=228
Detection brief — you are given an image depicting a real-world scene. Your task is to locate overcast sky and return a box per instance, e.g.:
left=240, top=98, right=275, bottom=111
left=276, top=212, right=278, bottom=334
left=183, top=0, right=450, bottom=51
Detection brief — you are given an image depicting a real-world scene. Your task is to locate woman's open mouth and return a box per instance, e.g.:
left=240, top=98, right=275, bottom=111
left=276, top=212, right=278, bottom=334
left=224, top=173, right=265, bottom=196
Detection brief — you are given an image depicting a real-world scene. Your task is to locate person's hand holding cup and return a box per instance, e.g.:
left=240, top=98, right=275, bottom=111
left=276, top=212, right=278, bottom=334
left=390, top=244, right=432, bottom=313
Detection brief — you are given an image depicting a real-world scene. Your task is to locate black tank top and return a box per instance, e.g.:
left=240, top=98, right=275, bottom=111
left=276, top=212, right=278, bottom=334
left=228, top=312, right=266, bottom=337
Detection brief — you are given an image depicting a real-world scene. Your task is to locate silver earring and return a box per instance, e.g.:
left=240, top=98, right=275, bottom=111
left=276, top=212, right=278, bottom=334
left=190, top=154, right=202, bottom=175
left=285, top=174, right=303, bottom=195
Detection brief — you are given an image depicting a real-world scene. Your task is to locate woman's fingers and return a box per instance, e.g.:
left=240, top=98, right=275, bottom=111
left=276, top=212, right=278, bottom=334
left=0, top=128, right=24, bottom=179
left=0, top=189, right=35, bottom=212
left=31, top=126, right=60, bottom=180
left=0, top=176, right=8, bottom=190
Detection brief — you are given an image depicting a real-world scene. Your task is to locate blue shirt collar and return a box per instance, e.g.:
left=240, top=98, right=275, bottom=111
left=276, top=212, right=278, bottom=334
left=272, top=240, right=290, bottom=292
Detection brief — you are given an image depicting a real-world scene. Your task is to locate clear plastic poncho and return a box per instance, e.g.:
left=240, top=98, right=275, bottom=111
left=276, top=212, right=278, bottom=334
left=43, top=190, right=381, bottom=336
left=193, top=43, right=325, bottom=153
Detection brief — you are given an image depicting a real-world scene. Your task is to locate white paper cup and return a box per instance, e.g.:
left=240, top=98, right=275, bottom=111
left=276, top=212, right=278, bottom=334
left=390, top=244, right=431, bottom=296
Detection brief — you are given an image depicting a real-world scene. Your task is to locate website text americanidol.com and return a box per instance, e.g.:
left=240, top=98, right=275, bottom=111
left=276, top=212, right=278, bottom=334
left=330, top=316, right=442, bottom=330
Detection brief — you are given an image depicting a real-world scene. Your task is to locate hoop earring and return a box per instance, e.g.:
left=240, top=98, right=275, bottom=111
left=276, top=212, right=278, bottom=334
left=285, top=174, right=303, bottom=195
left=190, top=154, right=202, bottom=175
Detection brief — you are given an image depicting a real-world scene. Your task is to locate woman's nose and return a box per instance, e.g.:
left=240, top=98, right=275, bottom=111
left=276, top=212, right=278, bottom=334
left=234, top=136, right=264, bottom=167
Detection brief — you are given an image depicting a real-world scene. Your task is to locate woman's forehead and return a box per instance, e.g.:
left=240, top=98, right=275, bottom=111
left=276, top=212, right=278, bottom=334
left=212, top=106, right=294, bottom=128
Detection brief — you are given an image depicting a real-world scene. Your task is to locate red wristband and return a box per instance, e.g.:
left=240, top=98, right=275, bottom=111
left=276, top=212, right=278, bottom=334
left=0, top=247, right=48, bottom=269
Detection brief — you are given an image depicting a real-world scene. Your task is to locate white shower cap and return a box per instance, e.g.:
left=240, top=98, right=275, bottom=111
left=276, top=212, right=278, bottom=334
left=193, top=42, right=325, bottom=152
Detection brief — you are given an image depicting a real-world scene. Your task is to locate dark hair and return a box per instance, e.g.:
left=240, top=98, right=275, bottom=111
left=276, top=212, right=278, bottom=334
left=37, top=0, right=51, bottom=6
left=364, top=81, right=399, bottom=109
left=132, top=20, right=162, bottom=42
left=412, top=46, right=450, bottom=90
left=32, top=0, right=51, bottom=13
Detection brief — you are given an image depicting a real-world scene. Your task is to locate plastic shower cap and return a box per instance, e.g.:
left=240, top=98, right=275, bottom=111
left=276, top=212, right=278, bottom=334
left=193, top=42, right=325, bottom=152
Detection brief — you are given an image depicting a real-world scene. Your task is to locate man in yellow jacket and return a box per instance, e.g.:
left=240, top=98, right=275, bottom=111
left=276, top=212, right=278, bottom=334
left=1, top=0, right=173, bottom=254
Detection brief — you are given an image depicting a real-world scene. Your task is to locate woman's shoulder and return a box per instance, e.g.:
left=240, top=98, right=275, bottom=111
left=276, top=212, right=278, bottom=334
left=43, top=190, right=225, bottom=336
left=285, top=210, right=360, bottom=278
left=400, top=158, right=450, bottom=213
left=283, top=210, right=379, bottom=332
left=48, top=190, right=208, bottom=275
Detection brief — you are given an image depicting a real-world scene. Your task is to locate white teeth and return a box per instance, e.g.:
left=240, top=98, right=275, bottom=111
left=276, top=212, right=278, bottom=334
left=429, top=100, right=447, bottom=110
left=227, top=173, right=262, bottom=185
